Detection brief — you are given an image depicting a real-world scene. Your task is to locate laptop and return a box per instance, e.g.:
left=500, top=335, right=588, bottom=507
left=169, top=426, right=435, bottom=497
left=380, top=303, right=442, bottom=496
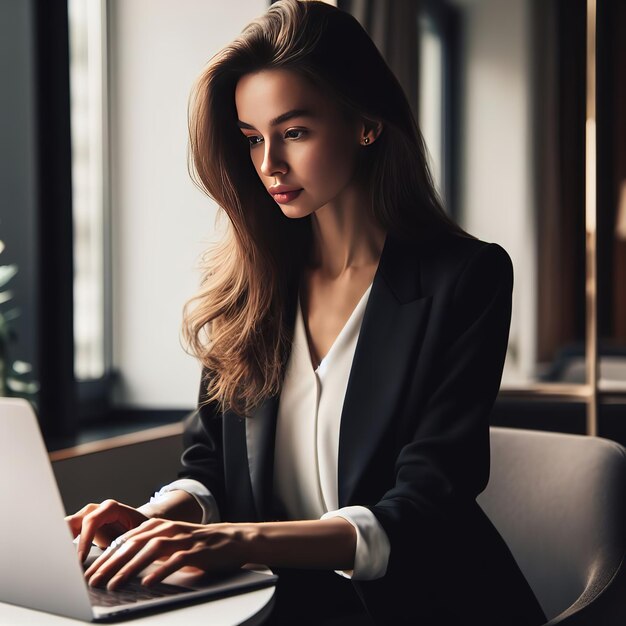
left=0, top=397, right=277, bottom=621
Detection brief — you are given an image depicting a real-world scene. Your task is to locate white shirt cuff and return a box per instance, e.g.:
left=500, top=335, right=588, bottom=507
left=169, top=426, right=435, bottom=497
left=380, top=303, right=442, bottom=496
left=321, top=505, right=390, bottom=580
left=139, top=478, right=221, bottom=524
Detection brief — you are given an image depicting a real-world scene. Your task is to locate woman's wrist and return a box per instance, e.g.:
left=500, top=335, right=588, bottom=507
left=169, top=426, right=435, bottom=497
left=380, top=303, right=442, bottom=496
left=221, top=523, right=261, bottom=567
left=137, top=490, right=203, bottom=523
left=240, top=518, right=356, bottom=570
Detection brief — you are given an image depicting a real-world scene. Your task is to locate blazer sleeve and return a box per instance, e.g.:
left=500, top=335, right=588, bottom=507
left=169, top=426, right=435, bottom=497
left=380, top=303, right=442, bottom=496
left=177, top=375, right=227, bottom=517
left=368, top=242, right=514, bottom=550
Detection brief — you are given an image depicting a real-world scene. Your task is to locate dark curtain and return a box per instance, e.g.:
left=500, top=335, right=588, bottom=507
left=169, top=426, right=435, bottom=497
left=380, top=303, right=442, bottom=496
left=597, top=0, right=626, bottom=346
left=532, top=0, right=587, bottom=365
left=612, top=1, right=626, bottom=344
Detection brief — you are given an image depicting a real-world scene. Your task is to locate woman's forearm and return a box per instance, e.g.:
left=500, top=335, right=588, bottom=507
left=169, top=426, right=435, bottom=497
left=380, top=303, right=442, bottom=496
left=139, top=496, right=356, bottom=569
left=242, top=517, right=357, bottom=571
left=138, top=495, right=358, bottom=570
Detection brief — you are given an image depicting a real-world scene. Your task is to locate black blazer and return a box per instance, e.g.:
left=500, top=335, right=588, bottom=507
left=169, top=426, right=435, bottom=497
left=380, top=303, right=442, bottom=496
left=179, top=230, right=546, bottom=626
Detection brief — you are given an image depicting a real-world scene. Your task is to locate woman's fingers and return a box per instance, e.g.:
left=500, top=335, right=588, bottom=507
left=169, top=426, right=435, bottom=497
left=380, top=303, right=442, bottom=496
left=85, top=537, right=143, bottom=586
left=141, top=540, right=238, bottom=587
left=84, top=521, right=167, bottom=580
left=142, top=548, right=201, bottom=587
left=84, top=535, right=138, bottom=580
left=85, top=520, right=184, bottom=584
left=84, top=520, right=243, bottom=590
left=108, top=536, right=197, bottom=590
left=65, top=499, right=148, bottom=563
left=65, top=503, right=99, bottom=538
left=91, top=535, right=196, bottom=590
left=91, top=522, right=128, bottom=551
left=76, top=500, right=127, bottom=561
left=86, top=520, right=219, bottom=589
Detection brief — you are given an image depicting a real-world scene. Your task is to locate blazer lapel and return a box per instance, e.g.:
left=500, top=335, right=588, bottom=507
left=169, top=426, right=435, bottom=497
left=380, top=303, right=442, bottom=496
left=245, top=395, right=279, bottom=520
left=244, top=281, right=298, bottom=521
left=338, top=234, right=433, bottom=506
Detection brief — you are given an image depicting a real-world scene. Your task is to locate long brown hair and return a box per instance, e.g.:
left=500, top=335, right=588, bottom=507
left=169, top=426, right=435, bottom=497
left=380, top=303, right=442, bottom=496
left=183, top=0, right=470, bottom=416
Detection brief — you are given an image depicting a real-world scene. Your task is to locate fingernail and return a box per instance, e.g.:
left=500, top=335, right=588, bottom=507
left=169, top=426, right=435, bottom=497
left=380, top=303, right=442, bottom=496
left=142, top=576, right=153, bottom=587
left=89, top=574, right=103, bottom=587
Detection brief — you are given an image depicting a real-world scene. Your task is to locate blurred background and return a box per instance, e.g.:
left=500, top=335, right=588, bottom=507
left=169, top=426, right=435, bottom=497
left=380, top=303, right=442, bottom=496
left=0, top=0, right=624, bottom=449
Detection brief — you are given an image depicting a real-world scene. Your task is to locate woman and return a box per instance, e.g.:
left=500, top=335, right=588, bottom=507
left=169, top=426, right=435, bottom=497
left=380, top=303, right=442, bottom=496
left=67, top=2, right=546, bottom=624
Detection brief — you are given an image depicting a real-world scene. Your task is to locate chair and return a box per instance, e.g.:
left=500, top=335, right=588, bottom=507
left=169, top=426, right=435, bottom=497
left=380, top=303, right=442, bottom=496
left=477, top=427, right=626, bottom=625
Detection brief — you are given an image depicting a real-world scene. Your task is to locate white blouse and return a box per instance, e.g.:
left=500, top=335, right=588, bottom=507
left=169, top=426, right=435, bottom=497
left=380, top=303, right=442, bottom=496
left=147, top=284, right=390, bottom=580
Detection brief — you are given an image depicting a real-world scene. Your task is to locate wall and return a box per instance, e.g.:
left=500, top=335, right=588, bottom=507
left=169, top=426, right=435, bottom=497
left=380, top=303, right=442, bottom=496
left=108, top=0, right=267, bottom=409
left=458, top=0, right=537, bottom=385
left=53, top=433, right=183, bottom=513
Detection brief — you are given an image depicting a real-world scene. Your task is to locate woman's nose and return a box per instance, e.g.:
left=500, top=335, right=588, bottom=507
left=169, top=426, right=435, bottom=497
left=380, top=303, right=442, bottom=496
left=260, top=141, right=287, bottom=177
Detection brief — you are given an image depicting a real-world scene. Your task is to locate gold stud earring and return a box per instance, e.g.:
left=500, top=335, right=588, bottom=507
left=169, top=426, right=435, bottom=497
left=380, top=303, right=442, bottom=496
left=363, top=137, right=370, bottom=145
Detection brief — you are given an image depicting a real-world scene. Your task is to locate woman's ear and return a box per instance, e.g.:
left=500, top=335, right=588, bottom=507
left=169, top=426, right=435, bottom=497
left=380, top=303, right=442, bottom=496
left=359, top=118, right=384, bottom=146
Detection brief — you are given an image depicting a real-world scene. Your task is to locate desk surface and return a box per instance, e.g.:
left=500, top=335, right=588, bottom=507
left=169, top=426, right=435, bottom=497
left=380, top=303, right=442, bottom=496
left=0, top=586, right=275, bottom=625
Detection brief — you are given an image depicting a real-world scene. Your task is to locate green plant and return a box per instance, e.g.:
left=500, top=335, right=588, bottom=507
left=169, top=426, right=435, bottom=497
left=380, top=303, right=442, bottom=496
left=0, top=240, right=18, bottom=395
left=0, top=238, right=37, bottom=399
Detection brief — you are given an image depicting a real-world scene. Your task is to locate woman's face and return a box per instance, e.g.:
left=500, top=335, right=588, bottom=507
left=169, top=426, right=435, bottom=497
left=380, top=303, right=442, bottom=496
left=235, top=69, right=363, bottom=219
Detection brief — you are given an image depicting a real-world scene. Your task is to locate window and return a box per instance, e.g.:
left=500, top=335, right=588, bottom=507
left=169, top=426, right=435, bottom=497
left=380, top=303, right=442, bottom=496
left=68, top=0, right=109, bottom=382
left=418, top=11, right=445, bottom=200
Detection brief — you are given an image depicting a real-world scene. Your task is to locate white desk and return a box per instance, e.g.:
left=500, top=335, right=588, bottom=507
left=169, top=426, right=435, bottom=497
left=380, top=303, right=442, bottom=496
left=0, top=586, right=275, bottom=625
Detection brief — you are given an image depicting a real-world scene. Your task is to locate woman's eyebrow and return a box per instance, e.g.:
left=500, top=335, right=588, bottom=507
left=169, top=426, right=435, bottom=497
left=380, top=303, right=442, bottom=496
left=237, top=108, right=315, bottom=130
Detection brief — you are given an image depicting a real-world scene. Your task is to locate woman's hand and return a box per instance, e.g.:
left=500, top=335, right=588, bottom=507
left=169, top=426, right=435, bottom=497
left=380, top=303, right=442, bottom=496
left=65, top=499, right=149, bottom=563
left=83, top=518, right=250, bottom=590
left=81, top=516, right=356, bottom=591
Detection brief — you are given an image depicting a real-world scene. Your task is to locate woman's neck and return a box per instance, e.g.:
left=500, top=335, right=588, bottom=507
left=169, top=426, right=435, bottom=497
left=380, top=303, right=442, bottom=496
left=309, top=195, right=386, bottom=278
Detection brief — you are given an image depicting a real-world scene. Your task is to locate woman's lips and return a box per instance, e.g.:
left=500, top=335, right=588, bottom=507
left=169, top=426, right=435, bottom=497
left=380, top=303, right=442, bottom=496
left=270, top=188, right=302, bottom=204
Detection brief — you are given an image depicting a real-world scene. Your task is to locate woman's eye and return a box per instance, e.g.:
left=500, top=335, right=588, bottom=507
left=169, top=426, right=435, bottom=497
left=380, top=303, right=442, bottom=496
left=246, top=135, right=263, bottom=147
left=284, top=129, right=306, bottom=140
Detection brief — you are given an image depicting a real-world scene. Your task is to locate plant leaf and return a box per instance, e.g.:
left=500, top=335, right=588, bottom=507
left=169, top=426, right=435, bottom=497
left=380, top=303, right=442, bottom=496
left=0, top=290, right=13, bottom=304
left=12, top=360, right=32, bottom=375
left=7, top=378, right=40, bottom=394
left=0, top=264, right=18, bottom=288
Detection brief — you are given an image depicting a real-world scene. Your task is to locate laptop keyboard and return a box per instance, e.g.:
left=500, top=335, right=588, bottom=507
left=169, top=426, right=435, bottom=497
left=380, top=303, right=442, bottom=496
left=88, top=579, right=193, bottom=607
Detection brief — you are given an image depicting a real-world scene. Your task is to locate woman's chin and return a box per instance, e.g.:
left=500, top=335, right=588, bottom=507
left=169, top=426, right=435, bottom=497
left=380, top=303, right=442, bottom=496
left=278, top=205, right=315, bottom=220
